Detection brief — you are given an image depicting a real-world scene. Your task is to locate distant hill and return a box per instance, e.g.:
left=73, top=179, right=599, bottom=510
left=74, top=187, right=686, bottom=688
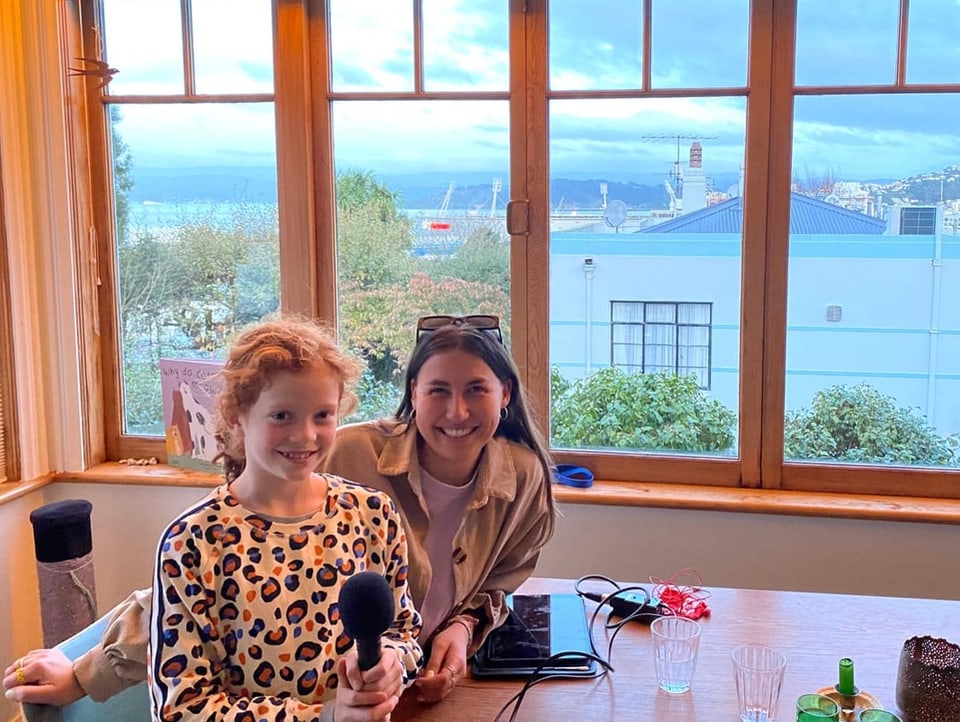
left=383, top=173, right=741, bottom=212
left=874, top=164, right=960, bottom=205
left=397, top=178, right=673, bottom=212
left=129, top=166, right=279, bottom=203
left=129, top=166, right=679, bottom=211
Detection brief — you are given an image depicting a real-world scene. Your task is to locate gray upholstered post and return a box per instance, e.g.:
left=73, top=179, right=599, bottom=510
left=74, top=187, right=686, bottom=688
left=28, top=499, right=98, bottom=647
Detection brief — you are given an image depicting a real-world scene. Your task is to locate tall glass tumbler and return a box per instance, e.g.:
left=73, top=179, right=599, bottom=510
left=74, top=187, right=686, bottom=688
left=732, top=644, right=787, bottom=722
left=651, top=615, right=701, bottom=693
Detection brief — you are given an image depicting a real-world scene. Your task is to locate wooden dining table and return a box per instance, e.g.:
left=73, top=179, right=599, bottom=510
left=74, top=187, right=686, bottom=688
left=392, top=577, right=960, bottom=721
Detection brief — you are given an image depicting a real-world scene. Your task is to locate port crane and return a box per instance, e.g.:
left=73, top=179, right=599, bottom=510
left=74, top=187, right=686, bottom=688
left=438, top=182, right=456, bottom=215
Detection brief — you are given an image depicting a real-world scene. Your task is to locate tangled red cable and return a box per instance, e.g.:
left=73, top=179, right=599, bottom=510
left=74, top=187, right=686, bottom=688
left=650, top=567, right=712, bottom=620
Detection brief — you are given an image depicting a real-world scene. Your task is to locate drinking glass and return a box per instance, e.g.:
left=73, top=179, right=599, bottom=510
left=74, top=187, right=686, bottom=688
left=858, top=711, right=903, bottom=722
left=650, top=615, right=701, bottom=693
left=796, top=693, right=840, bottom=721
left=732, top=643, right=787, bottom=722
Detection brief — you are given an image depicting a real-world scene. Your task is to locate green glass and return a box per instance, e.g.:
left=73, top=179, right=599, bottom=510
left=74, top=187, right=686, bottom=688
left=797, top=693, right=841, bottom=721
left=858, top=710, right=903, bottom=722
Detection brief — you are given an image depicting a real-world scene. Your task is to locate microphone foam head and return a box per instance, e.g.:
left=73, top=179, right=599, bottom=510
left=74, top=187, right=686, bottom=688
left=339, top=571, right=396, bottom=640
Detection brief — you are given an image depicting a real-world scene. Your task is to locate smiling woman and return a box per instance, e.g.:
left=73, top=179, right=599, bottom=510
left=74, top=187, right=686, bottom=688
left=323, top=317, right=557, bottom=703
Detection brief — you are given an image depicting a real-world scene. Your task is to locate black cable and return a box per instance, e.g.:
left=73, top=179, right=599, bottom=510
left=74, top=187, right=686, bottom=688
left=584, top=582, right=658, bottom=664
left=492, top=576, right=656, bottom=722
left=488, top=577, right=688, bottom=720
left=491, top=651, right=613, bottom=722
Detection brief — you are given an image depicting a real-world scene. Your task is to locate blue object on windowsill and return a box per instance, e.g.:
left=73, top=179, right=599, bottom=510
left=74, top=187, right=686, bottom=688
left=554, top=464, right=594, bottom=488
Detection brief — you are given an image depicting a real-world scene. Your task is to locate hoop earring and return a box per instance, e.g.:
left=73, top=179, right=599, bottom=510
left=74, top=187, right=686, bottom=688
left=500, top=406, right=508, bottom=421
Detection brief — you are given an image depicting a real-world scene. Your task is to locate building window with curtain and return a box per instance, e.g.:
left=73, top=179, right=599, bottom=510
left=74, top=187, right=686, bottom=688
left=611, top=301, right=712, bottom=389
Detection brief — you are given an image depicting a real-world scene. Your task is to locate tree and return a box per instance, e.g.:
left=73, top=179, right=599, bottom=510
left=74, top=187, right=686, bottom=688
left=339, top=272, right=508, bottom=384
left=336, top=201, right=415, bottom=289
left=117, top=202, right=280, bottom=433
left=110, top=106, right=135, bottom=242
left=784, top=383, right=959, bottom=466
left=334, top=172, right=513, bottom=417
left=119, top=202, right=279, bottom=354
left=550, top=366, right=737, bottom=453
left=337, top=168, right=404, bottom=221
left=791, top=165, right=842, bottom=198
left=422, top=221, right=510, bottom=296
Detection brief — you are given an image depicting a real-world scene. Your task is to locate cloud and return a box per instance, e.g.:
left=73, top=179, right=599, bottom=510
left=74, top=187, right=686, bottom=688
left=793, top=95, right=960, bottom=178
left=115, top=104, right=276, bottom=168
left=103, top=0, right=272, bottom=94
left=107, top=0, right=958, bottom=186
left=332, top=100, right=509, bottom=174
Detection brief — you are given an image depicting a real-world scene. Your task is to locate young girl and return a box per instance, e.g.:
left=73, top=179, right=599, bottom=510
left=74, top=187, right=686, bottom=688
left=149, top=318, right=422, bottom=722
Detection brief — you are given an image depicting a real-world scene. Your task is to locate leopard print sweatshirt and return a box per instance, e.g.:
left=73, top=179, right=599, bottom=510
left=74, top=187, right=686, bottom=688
left=149, top=476, right=422, bottom=721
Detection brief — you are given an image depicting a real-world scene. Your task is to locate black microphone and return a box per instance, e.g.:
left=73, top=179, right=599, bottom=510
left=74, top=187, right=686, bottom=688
left=339, top=571, right=396, bottom=671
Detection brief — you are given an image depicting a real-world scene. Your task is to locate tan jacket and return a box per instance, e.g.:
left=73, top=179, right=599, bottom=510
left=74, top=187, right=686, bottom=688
left=322, top=420, right=556, bottom=653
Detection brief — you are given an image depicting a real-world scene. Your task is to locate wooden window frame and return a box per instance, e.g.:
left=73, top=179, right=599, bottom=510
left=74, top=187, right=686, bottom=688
left=0, top=160, right=19, bottom=483
left=71, top=0, right=959, bottom=499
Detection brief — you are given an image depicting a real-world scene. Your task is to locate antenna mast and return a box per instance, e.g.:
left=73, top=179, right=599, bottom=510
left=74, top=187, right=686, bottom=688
left=638, top=133, right=718, bottom=197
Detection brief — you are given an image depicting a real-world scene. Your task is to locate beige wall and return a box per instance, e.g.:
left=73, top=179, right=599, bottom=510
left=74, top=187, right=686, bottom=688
left=537, top=502, right=960, bottom=600
left=0, top=483, right=209, bottom=722
left=3, top=482, right=960, bottom=721
left=1, top=493, right=43, bottom=722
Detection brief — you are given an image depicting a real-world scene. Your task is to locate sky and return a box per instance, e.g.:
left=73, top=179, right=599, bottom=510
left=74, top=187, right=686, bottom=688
left=101, top=0, right=960, bottom=187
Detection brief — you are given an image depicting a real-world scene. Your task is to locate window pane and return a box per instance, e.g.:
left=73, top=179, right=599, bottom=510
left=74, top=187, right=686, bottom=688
left=102, top=0, right=184, bottom=95
left=330, top=1, right=414, bottom=92
left=549, top=96, right=744, bottom=456
left=331, top=100, right=510, bottom=421
left=193, top=0, right=274, bottom=94
left=907, top=0, right=960, bottom=84
left=786, top=94, right=960, bottom=469
left=111, top=104, right=280, bottom=435
left=651, top=0, right=749, bottom=89
left=423, top=0, right=508, bottom=92
left=549, top=2, right=643, bottom=91
left=795, top=0, right=900, bottom=87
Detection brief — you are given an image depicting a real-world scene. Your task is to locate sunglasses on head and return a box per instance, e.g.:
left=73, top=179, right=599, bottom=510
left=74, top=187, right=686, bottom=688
left=415, top=314, right=503, bottom=344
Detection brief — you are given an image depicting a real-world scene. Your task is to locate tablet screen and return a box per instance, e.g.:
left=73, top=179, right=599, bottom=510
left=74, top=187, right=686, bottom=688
left=476, top=593, right=595, bottom=673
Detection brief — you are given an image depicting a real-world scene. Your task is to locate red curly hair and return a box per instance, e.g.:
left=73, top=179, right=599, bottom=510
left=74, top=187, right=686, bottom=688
left=214, top=316, right=363, bottom=482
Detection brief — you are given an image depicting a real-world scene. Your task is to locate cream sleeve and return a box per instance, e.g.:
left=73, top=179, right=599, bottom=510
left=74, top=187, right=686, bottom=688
left=72, top=587, right=151, bottom=702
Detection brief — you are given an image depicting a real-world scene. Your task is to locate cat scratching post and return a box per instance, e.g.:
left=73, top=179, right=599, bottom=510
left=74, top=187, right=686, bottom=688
left=29, top=499, right=98, bottom=647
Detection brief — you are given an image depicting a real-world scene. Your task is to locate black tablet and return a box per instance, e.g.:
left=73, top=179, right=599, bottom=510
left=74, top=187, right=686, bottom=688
left=470, top=593, right=597, bottom=678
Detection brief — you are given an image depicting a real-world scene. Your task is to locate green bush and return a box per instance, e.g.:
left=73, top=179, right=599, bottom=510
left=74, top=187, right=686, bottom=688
left=347, top=368, right=403, bottom=424
left=550, top=366, right=736, bottom=453
left=122, top=361, right=164, bottom=436
left=784, top=383, right=959, bottom=466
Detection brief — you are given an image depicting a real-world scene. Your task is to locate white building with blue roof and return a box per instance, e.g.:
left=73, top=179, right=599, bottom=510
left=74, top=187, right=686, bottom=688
left=549, top=191, right=960, bottom=436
